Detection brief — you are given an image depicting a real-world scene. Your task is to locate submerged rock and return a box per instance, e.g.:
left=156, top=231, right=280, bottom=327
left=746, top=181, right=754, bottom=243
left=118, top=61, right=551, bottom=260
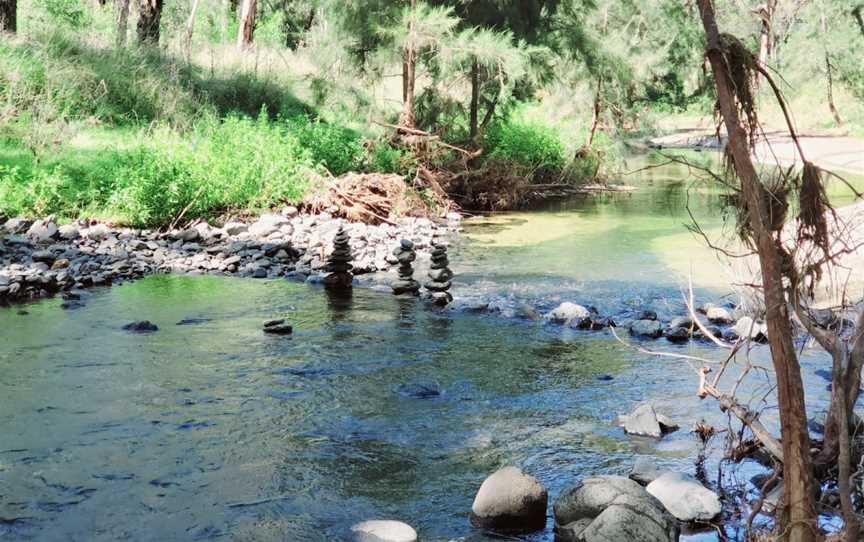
left=703, top=303, right=734, bottom=324
left=263, top=318, right=293, bottom=335
left=553, top=475, right=678, bottom=542
left=646, top=472, right=721, bottom=522
left=122, top=320, right=159, bottom=333
left=396, top=381, right=441, bottom=398
left=351, top=520, right=417, bottom=542
left=471, top=466, right=548, bottom=533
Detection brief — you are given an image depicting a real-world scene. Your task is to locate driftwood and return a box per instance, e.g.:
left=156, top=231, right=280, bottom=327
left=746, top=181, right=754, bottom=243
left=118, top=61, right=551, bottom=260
left=697, top=367, right=785, bottom=462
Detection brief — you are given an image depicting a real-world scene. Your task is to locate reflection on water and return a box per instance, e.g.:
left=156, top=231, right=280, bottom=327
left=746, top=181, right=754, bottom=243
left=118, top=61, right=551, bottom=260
left=0, top=155, right=851, bottom=541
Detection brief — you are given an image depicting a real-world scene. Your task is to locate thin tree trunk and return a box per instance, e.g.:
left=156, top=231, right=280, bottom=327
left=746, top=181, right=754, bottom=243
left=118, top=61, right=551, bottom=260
left=469, top=60, right=480, bottom=141
left=184, top=0, right=201, bottom=52
left=853, top=6, right=864, bottom=38
left=696, top=2, right=819, bottom=541
left=398, top=0, right=417, bottom=130
left=0, top=0, right=16, bottom=33
left=825, top=52, right=843, bottom=127
left=137, top=0, right=164, bottom=45
left=587, top=76, right=602, bottom=147
left=237, top=0, right=257, bottom=49
left=755, top=0, right=777, bottom=82
left=115, top=0, right=131, bottom=46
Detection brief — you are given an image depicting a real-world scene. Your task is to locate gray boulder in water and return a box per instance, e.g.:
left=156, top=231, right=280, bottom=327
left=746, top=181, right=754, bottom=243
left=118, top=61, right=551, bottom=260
left=544, top=302, right=591, bottom=325
left=630, top=319, right=662, bottom=338
left=471, top=466, right=548, bottom=533
left=351, top=520, right=417, bottom=542
left=553, top=475, right=678, bottom=542
left=646, top=472, right=721, bottom=522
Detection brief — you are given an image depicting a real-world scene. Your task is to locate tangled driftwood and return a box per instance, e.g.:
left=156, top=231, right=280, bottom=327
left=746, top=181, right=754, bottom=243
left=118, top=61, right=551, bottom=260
left=303, top=172, right=452, bottom=225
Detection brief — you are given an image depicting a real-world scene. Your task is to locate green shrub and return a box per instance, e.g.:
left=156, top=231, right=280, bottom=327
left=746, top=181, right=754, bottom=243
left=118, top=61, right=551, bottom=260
left=483, top=118, right=566, bottom=180
left=0, top=113, right=318, bottom=226
left=286, top=117, right=363, bottom=176
left=366, top=142, right=414, bottom=176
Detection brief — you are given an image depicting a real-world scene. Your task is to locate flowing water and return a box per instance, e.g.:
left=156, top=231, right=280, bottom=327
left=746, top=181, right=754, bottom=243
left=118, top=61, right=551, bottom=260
left=0, top=155, right=856, bottom=541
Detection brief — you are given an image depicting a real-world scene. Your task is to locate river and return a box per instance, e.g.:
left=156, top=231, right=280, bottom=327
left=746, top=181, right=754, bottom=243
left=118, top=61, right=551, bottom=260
left=0, top=154, right=855, bottom=541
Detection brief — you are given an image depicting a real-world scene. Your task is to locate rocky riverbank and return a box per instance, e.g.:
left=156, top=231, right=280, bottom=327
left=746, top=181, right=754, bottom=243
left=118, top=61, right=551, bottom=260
left=0, top=208, right=461, bottom=304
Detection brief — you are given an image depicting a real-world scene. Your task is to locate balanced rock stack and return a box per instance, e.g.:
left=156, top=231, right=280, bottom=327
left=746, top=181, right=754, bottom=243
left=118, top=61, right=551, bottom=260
left=323, top=226, right=353, bottom=290
left=391, top=239, right=420, bottom=296
left=425, top=242, right=453, bottom=305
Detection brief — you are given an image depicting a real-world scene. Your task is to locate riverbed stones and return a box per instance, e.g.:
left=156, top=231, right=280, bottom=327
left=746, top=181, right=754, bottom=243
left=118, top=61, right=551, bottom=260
left=544, top=302, right=591, bottom=325
left=27, top=218, right=58, bottom=242
left=263, top=318, right=293, bottom=335
left=323, top=226, right=353, bottom=290
left=424, top=242, right=453, bottom=305
left=391, top=240, right=420, bottom=296
left=471, top=466, right=548, bottom=533
left=351, top=520, right=417, bottom=542
left=553, top=475, right=678, bottom=542
left=646, top=472, right=721, bottom=522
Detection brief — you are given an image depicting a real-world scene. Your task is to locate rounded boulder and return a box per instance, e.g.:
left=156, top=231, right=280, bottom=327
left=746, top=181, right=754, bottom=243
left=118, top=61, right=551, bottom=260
left=471, top=466, right=548, bottom=533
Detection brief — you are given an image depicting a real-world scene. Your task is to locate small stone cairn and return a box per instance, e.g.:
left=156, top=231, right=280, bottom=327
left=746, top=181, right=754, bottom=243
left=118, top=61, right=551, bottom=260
left=424, top=242, right=453, bottom=306
left=391, top=239, right=420, bottom=296
left=323, top=226, right=353, bottom=290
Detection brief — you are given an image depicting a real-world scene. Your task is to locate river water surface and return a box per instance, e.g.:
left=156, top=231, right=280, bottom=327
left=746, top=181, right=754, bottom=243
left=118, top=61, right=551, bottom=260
left=0, top=156, right=853, bottom=541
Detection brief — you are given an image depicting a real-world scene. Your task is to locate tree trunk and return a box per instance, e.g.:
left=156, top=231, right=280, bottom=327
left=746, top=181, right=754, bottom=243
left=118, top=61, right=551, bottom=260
left=115, top=0, right=131, bottom=46
left=137, top=0, right=163, bottom=45
left=756, top=0, right=777, bottom=67
left=0, top=0, right=16, bottom=33
left=696, top=2, right=819, bottom=541
left=469, top=60, right=480, bottom=141
left=825, top=52, right=843, bottom=127
left=398, top=0, right=417, bottom=130
left=587, top=76, right=603, bottom=147
left=185, top=0, right=201, bottom=52
left=237, top=0, right=257, bottom=49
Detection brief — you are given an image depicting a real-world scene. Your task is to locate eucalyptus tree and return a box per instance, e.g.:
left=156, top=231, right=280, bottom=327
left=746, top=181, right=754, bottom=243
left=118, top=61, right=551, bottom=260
left=137, top=0, right=164, bottom=44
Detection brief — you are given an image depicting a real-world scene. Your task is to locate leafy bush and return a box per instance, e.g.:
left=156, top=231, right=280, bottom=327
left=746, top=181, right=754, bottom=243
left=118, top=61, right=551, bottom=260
left=483, top=118, right=566, bottom=180
left=286, top=117, right=364, bottom=176
left=0, top=113, right=318, bottom=226
left=366, top=142, right=414, bottom=176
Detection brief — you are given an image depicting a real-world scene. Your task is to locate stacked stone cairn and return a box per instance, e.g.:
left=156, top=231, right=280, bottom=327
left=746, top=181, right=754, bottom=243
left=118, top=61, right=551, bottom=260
left=391, top=239, right=421, bottom=296
left=424, top=242, right=453, bottom=306
left=323, top=226, right=353, bottom=290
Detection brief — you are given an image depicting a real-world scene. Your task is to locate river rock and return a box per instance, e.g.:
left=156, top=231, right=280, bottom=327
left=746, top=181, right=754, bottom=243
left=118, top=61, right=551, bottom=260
left=545, top=302, right=590, bottom=325
left=630, top=457, right=664, bottom=485
left=553, top=475, right=678, bottom=542
left=396, top=381, right=441, bottom=398
left=27, top=219, right=58, bottom=242
left=3, top=217, right=31, bottom=233
left=351, top=520, right=417, bottom=542
left=83, top=223, right=111, bottom=241
left=617, top=403, right=662, bottom=438
left=58, top=224, right=80, bottom=240
left=263, top=319, right=293, bottom=335
left=630, top=319, right=662, bottom=338
left=635, top=309, right=658, bottom=321
left=664, top=326, right=691, bottom=342
left=730, top=316, right=768, bottom=342
left=122, top=320, right=159, bottom=332
left=703, top=303, right=733, bottom=324
left=646, top=472, right=721, bottom=522
left=423, top=242, right=453, bottom=305
left=471, top=466, right=548, bottom=533
left=31, top=250, right=55, bottom=264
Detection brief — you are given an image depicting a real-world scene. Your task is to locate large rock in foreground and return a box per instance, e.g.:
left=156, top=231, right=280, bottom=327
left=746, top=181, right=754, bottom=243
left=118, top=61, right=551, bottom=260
left=553, top=475, right=678, bottom=542
left=471, top=466, right=548, bottom=533
left=351, top=520, right=417, bottom=542
left=646, top=472, right=721, bottom=522
left=545, top=302, right=591, bottom=325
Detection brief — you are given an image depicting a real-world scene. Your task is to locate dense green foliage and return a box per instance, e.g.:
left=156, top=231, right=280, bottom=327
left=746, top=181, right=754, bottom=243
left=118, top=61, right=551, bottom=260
left=1, top=0, right=862, bottom=223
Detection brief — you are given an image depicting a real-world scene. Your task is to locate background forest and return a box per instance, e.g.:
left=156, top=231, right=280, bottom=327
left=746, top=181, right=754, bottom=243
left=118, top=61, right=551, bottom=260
left=0, top=0, right=862, bottom=226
